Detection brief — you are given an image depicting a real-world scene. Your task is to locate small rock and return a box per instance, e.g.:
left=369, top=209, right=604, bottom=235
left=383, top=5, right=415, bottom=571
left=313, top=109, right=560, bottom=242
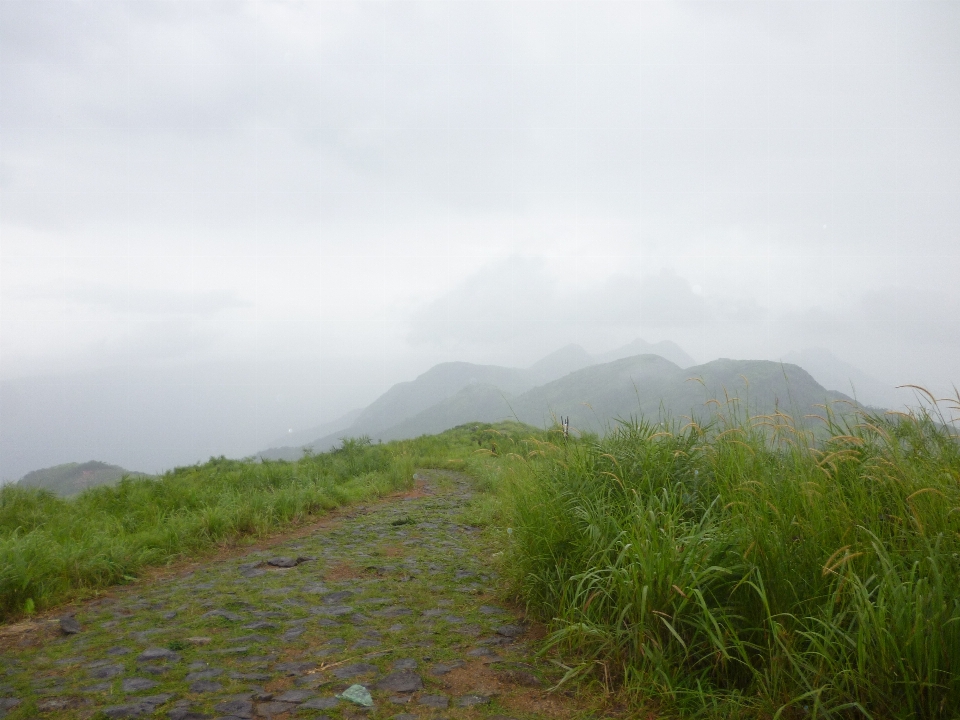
left=213, top=699, right=253, bottom=718
left=267, top=557, right=297, bottom=568
left=88, top=664, right=125, bottom=680
left=375, top=671, right=422, bottom=693
left=320, top=591, right=353, bottom=604
left=301, top=697, right=339, bottom=710
left=137, top=647, right=180, bottom=662
left=185, top=669, right=222, bottom=681
left=281, top=628, right=304, bottom=642
left=428, top=660, right=465, bottom=676
left=202, top=609, right=242, bottom=622
left=81, top=682, right=112, bottom=693
left=274, top=661, right=315, bottom=676
left=167, top=709, right=211, bottom=720
left=312, top=605, right=354, bottom=617
left=391, top=658, right=417, bottom=670
left=478, top=605, right=506, bottom=615
left=140, top=664, right=171, bottom=676
left=417, top=694, right=449, bottom=709
left=495, top=624, right=525, bottom=638
left=242, top=621, right=277, bottom=631
left=274, top=689, right=312, bottom=703
left=457, top=694, right=491, bottom=707
left=121, top=678, right=158, bottom=692
left=391, top=714, right=417, bottom=720
left=388, top=695, right=412, bottom=705
left=59, top=615, right=82, bottom=634
left=336, top=684, right=373, bottom=707
left=255, top=700, right=297, bottom=716
left=102, top=702, right=153, bottom=718
left=106, top=646, right=131, bottom=656
left=467, top=647, right=498, bottom=658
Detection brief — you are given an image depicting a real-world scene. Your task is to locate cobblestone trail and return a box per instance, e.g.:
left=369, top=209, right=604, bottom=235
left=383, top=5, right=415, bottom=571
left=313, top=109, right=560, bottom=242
left=0, top=471, right=571, bottom=720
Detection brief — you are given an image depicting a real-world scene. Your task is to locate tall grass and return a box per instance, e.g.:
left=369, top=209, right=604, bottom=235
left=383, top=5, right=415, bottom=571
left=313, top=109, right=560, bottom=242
left=503, top=397, right=960, bottom=718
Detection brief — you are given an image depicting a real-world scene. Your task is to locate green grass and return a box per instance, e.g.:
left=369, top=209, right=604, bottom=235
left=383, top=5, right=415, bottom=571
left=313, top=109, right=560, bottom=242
left=499, top=395, right=960, bottom=718
left=0, top=424, right=528, bottom=622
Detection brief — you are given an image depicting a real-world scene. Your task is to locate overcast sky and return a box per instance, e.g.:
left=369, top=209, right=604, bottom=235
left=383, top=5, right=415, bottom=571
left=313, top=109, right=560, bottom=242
left=2, top=1, right=959, bottom=477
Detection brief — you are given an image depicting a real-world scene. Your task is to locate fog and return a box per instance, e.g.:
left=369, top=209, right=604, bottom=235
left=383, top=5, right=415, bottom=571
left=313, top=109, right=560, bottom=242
left=2, top=1, right=958, bottom=480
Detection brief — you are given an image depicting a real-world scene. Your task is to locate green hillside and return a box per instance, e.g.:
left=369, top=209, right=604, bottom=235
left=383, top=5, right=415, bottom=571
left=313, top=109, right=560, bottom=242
left=18, top=461, right=147, bottom=497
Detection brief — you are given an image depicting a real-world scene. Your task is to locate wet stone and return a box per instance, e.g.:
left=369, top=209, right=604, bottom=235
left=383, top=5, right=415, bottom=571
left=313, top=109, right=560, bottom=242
left=256, top=701, right=297, bottom=716
left=167, top=708, right=212, bottom=720
left=456, top=694, right=491, bottom=707
left=230, top=672, right=272, bottom=681
left=235, top=634, right=272, bottom=644
left=122, top=677, right=158, bottom=692
left=331, top=662, right=379, bottom=680
left=428, top=661, right=465, bottom=676
left=275, top=689, right=312, bottom=703
left=60, top=615, right=82, bottom=634
left=313, top=605, right=354, bottom=617
left=214, top=698, right=254, bottom=717
left=495, top=624, right=525, bottom=638
left=185, top=669, right=222, bottom=681
left=281, top=628, right=304, bottom=642
left=467, top=647, right=498, bottom=658
left=418, top=695, right=449, bottom=709
left=243, top=622, right=278, bottom=631
left=88, top=664, right=125, bottom=679
left=140, top=664, right=171, bottom=675
left=82, top=682, right=112, bottom=693
left=0, top=699, right=20, bottom=714
left=274, top=661, right=315, bottom=676
left=375, top=671, right=423, bottom=693
left=267, top=557, right=297, bottom=568
left=137, top=647, right=181, bottom=662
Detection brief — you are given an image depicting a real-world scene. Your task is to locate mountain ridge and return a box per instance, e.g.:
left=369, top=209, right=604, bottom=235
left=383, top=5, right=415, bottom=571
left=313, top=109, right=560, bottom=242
left=259, top=342, right=856, bottom=460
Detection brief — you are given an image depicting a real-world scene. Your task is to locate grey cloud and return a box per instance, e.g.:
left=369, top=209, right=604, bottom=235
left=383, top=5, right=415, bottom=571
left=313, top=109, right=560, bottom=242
left=407, top=259, right=727, bottom=353
left=59, top=283, right=251, bottom=317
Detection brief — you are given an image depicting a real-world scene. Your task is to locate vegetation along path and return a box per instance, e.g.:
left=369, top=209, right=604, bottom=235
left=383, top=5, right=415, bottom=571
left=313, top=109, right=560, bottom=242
left=0, top=470, right=577, bottom=720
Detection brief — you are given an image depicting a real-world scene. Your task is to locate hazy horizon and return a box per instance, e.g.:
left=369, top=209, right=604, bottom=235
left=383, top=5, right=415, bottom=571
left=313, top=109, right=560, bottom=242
left=2, top=1, right=958, bottom=479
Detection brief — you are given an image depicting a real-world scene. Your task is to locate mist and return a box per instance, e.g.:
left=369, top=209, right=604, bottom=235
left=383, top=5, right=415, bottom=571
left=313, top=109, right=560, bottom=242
left=2, top=1, right=958, bottom=480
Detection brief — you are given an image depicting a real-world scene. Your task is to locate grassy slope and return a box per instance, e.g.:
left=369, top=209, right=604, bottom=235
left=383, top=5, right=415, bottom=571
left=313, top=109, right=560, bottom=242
left=0, top=424, right=528, bottom=621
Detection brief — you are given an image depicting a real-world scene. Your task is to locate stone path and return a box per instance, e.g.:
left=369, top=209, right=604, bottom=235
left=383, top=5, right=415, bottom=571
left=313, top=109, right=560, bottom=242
left=0, top=471, right=574, bottom=720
